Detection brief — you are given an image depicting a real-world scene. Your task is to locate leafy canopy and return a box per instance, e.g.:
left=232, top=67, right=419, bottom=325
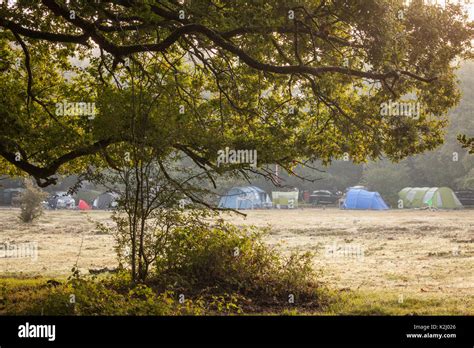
left=0, top=0, right=472, bottom=188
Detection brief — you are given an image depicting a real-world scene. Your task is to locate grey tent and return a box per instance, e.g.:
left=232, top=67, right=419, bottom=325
left=218, top=186, right=271, bottom=209
left=93, top=192, right=119, bottom=210
left=0, top=188, right=24, bottom=206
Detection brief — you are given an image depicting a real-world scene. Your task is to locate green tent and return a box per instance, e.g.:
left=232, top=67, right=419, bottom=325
left=398, top=187, right=463, bottom=209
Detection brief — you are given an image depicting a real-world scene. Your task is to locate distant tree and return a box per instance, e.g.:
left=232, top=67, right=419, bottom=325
left=456, top=62, right=474, bottom=155
left=401, top=62, right=474, bottom=189
left=363, top=161, right=411, bottom=206
left=18, top=179, right=47, bottom=223
left=457, top=168, right=474, bottom=189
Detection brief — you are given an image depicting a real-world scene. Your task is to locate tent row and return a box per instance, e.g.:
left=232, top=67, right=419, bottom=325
left=45, top=191, right=119, bottom=210
left=219, top=186, right=465, bottom=210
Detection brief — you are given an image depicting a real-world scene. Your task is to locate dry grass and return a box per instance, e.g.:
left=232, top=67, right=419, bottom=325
left=0, top=207, right=473, bottom=314
left=225, top=208, right=474, bottom=314
left=0, top=208, right=114, bottom=277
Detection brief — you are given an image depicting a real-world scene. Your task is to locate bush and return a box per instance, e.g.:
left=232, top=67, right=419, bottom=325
left=152, top=218, right=331, bottom=312
left=18, top=179, right=47, bottom=223
left=96, top=209, right=333, bottom=313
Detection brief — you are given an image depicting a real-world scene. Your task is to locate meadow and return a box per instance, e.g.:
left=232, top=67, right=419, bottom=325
left=0, top=207, right=472, bottom=315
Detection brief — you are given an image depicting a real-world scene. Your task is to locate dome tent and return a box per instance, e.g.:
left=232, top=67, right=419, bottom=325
left=342, top=188, right=389, bottom=210
left=78, top=199, right=91, bottom=210
left=218, top=186, right=271, bottom=210
left=93, top=192, right=119, bottom=210
left=398, top=187, right=463, bottom=209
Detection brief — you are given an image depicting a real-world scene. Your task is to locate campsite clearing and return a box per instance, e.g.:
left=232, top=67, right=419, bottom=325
left=0, top=208, right=473, bottom=314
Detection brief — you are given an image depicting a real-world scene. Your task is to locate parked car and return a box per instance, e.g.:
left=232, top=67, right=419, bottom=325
left=47, top=192, right=76, bottom=209
left=309, top=190, right=341, bottom=205
left=455, top=190, right=474, bottom=206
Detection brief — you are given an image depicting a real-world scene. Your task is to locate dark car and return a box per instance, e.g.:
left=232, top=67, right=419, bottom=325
left=455, top=190, right=474, bottom=206
left=309, top=190, right=341, bottom=205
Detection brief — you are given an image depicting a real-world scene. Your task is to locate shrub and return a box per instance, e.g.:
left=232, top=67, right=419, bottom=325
left=98, top=208, right=333, bottom=313
left=18, top=179, right=47, bottom=223
left=152, top=219, right=331, bottom=312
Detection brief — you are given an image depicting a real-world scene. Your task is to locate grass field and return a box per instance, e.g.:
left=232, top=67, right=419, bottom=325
left=0, top=207, right=473, bottom=314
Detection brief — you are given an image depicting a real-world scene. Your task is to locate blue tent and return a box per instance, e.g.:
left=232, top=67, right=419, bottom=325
left=218, top=186, right=271, bottom=210
left=342, top=188, right=389, bottom=210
